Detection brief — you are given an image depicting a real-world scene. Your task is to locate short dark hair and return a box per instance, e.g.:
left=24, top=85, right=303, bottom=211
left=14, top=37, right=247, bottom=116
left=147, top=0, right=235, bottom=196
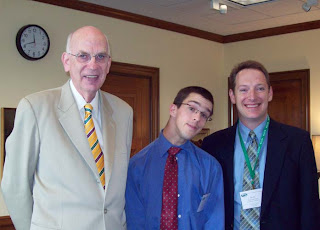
left=173, top=86, right=214, bottom=115
left=229, top=60, right=270, bottom=91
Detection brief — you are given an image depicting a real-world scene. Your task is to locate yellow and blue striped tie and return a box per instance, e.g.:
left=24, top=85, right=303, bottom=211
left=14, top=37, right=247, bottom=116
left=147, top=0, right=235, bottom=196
left=84, top=104, right=105, bottom=189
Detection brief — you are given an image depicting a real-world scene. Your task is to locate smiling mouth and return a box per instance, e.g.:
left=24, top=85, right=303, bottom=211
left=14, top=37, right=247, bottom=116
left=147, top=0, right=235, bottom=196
left=84, top=75, right=98, bottom=78
left=187, top=123, right=198, bottom=130
left=245, top=104, right=259, bottom=108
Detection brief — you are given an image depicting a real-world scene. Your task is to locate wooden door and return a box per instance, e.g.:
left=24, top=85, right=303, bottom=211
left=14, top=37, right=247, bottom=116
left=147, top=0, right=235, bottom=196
left=101, top=61, right=159, bottom=156
left=228, top=69, right=310, bottom=131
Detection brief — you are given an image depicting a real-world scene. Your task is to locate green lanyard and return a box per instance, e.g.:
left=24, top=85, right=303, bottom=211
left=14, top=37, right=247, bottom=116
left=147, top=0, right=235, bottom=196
left=238, top=116, right=270, bottom=188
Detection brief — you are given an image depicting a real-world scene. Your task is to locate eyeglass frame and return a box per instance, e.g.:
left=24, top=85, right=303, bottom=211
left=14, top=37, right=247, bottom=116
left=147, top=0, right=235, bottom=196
left=67, top=52, right=110, bottom=64
left=176, top=103, right=212, bottom=122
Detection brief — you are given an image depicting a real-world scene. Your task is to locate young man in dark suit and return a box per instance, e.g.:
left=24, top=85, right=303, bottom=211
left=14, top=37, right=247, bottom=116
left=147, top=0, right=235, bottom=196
left=202, top=60, right=320, bottom=230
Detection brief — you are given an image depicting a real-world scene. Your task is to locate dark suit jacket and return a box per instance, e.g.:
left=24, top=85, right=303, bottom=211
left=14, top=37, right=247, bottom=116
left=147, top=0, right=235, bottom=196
left=201, top=119, right=320, bottom=230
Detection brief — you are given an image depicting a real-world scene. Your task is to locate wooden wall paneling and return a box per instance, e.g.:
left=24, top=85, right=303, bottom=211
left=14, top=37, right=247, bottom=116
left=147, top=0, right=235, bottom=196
left=102, top=61, right=159, bottom=156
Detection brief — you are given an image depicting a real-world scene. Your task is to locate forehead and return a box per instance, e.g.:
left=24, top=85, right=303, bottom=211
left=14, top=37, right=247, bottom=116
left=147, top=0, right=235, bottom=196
left=71, top=29, right=108, bottom=53
left=182, top=93, right=213, bottom=111
left=236, top=68, right=267, bottom=86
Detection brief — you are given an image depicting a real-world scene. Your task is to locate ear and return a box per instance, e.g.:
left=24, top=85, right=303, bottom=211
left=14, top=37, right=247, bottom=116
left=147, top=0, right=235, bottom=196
left=268, top=86, right=273, bottom=102
left=169, top=104, right=178, bottom=117
left=61, top=52, right=70, bottom=73
left=229, top=89, right=236, bottom=104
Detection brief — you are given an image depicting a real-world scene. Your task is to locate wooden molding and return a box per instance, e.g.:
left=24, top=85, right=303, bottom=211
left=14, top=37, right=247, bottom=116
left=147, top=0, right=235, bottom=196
left=32, top=0, right=320, bottom=43
left=223, top=20, right=320, bottom=43
left=0, top=216, right=14, bottom=230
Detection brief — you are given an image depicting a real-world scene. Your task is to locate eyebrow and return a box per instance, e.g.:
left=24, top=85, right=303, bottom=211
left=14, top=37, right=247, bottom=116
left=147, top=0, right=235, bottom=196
left=77, top=50, right=108, bottom=54
left=187, top=100, right=212, bottom=114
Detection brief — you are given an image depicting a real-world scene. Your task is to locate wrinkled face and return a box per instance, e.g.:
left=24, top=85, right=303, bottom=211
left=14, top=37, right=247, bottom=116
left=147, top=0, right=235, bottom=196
left=170, top=93, right=213, bottom=143
left=229, top=68, right=273, bottom=128
left=61, top=27, right=111, bottom=102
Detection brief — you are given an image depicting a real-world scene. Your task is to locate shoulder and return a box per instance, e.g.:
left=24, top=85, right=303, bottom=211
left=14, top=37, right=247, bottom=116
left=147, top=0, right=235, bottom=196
left=192, top=143, right=222, bottom=169
left=129, top=140, right=157, bottom=168
left=270, top=119, right=310, bottom=138
left=24, top=86, right=62, bottom=103
left=16, top=86, right=63, bottom=113
left=202, top=126, right=235, bottom=148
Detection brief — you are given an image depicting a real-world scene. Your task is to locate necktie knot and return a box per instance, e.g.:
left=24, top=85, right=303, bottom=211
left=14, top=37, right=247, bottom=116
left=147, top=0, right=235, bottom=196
left=168, top=147, right=181, bottom=156
left=249, top=130, right=256, bottom=140
left=84, top=103, right=93, bottom=114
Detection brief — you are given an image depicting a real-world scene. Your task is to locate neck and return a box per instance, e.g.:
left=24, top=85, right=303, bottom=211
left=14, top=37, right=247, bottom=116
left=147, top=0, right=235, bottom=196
left=163, top=124, right=187, bottom=146
left=239, top=115, right=268, bottom=130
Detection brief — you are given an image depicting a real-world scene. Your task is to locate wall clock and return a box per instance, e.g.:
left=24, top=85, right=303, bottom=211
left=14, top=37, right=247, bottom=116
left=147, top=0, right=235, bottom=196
left=16, top=24, right=50, bottom=61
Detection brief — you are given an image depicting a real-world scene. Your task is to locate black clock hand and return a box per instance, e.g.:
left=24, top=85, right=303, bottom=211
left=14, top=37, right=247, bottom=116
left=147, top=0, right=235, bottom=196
left=24, top=41, right=35, bottom=45
left=24, top=34, right=36, bottom=45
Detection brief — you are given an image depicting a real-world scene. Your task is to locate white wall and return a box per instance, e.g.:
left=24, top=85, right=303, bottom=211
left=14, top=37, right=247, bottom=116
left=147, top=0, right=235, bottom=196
left=0, top=0, right=225, bottom=215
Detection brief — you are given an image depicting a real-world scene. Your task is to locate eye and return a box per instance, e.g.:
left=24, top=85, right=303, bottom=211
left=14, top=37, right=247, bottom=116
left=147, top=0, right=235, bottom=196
left=188, top=106, right=196, bottom=112
left=257, top=86, right=265, bottom=91
left=96, top=53, right=107, bottom=61
left=239, top=88, right=248, bottom=92
left=200, top=112, right=208, bottom=120
left=78, top=53, right=89, bottom=60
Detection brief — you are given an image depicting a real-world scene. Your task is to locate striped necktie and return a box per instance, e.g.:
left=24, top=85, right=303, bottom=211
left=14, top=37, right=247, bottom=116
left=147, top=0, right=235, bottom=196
left=84, top=104, right=105, bottom=189
left=240, top=131, right=260, bottom=229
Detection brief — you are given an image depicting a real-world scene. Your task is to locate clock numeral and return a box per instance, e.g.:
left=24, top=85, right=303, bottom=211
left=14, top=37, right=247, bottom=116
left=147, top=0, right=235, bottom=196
left=21, top=38, right=25, bottom=43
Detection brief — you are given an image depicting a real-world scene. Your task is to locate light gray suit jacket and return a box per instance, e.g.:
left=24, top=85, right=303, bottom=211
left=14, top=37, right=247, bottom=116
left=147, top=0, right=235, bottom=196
left=1, top=81, right=133, bottom=230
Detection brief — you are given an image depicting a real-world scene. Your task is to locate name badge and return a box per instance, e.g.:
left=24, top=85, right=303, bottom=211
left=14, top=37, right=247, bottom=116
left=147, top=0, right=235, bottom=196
left=240, top=188, right=262, bottom=210
left=197, top=193, right=211, bottom=212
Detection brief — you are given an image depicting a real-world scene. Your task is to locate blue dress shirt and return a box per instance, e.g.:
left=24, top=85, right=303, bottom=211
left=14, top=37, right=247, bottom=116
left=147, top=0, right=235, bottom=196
left=233, top=117, right=269, bottom=230
left=125, top=132, right=224, bottom=230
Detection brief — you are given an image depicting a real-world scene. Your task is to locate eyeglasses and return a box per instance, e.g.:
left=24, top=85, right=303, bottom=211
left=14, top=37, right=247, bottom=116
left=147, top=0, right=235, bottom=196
left=68, top=52, right=110, bottom=64
left=179, top=103, right=212, bottom=122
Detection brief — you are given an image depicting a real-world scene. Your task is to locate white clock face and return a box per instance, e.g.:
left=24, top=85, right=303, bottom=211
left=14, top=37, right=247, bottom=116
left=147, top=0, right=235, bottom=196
left=18, top=25, right=49, bottom=59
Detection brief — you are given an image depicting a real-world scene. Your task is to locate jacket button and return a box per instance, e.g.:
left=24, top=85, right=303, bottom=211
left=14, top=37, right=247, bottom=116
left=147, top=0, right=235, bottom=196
left=104, top=209, right=107, bottom=214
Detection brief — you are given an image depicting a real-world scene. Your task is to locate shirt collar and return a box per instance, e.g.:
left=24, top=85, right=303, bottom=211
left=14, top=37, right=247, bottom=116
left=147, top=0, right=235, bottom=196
left=69, top=80, right=100, bottom=114
left=238, top=115, right=269, bottom=142
left=158, top=130, right=194, bottom=157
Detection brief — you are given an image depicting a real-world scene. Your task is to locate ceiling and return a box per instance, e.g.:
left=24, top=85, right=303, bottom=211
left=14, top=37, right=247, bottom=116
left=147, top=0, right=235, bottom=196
left=80, top=0, right=320, bottom=36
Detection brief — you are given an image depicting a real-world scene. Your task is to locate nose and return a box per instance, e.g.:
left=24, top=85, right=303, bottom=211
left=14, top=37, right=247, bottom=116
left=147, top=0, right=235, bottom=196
left=248, top=89, right=256, bottom=100
left=192, top=110, right=201, bottom=121
left=86, top=56, right=99, bottom=68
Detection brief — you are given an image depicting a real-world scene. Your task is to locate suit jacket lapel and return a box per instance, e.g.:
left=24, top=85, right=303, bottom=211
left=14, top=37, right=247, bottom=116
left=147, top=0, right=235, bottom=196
left=260, top=119, right=287, bottom=217
left=58, top=81, right=99, bottom=178
left=100, top=91, right=116, bottom=191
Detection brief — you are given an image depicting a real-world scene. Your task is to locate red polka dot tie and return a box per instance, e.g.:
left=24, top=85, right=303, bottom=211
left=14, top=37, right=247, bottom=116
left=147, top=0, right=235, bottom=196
left=160, top=147, right=181, bottom=230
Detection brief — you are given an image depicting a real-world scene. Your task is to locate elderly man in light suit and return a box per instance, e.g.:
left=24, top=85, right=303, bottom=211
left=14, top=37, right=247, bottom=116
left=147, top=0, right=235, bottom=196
left=1, top=26, right=133, bottom=230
